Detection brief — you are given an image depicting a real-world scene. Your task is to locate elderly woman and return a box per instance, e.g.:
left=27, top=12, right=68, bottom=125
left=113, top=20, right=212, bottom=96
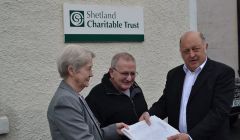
left=47, top=45, right=127, bottom=140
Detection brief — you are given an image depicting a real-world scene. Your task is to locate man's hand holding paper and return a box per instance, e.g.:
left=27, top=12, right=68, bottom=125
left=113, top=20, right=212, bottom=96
left=121, top=115, right=179, bottom=140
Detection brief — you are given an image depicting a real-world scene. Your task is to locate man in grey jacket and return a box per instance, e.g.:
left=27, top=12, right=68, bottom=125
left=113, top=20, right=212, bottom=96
left=47, top=45, right=128, bottom=140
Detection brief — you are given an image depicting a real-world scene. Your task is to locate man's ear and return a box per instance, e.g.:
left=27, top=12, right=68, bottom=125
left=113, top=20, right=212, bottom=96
left=205, top=43, right=208, bottom=50
left=109, top=68, right=114, bottom=78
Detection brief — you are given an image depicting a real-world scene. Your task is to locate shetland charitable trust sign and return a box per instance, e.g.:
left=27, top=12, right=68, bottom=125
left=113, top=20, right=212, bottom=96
left=63, top=3, right=144, bottom=42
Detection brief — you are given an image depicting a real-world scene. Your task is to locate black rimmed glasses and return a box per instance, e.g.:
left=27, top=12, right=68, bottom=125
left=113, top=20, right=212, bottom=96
left=112, top=68, right=138, bottom=77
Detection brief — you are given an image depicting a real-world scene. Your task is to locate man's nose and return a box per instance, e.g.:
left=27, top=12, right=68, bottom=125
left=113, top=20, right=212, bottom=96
left=89, top=71, right=93, bottom=77
left=126, top=74, right=133, bottom=81
left=189, top=50, right=196, bottom=57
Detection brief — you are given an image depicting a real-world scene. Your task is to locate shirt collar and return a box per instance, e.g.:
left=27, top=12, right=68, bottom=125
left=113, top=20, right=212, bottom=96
left=183, top=57, right=207, bottom=73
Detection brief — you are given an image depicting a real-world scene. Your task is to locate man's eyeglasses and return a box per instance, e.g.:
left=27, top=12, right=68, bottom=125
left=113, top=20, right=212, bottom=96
left=112, top=68, right=138, bottom=77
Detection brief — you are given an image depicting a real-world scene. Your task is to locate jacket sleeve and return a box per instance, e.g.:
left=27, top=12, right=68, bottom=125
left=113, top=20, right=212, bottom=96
left=189, top=66, right=235, bottom=139
left=102, top=124, right=121, bottom=140
left=149, top=71, right=171, bottom=119
left=54, top=96, right=95, bottom=140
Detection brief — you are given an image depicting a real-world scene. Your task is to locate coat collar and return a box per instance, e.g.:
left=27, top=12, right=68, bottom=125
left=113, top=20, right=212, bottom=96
left=59, top=80, right=79, bottom=98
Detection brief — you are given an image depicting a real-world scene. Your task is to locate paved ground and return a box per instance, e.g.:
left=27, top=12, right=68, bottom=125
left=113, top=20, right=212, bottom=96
left=229, top=115, right=240, bottom=139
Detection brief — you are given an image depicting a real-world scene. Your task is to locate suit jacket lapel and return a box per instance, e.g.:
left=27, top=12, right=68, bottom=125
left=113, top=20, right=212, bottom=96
left=188, top=59, right=213, bottom=103
left=173, top=67, right=186, bottom=126
left=60, top=81, right=104, bottom=140
left=177, top=69, right=186, bottom=105
left=79, top=96, right=104, bottom=139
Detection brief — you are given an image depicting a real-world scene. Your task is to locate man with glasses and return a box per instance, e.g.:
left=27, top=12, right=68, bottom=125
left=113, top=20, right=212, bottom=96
left=86, top=52, right=148, bottom=140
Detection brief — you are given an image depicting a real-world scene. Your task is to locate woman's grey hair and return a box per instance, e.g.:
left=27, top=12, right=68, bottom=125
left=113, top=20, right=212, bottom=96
left=57, top=45, right=95, bottom=79
left=111, top=52, right=135, bottom=68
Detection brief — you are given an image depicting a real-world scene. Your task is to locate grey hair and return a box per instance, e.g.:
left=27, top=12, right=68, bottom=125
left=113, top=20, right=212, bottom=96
left=199, top=32, right=206, bottom=42
left=179, top=31, right=207, bottom=46
left=57, top=45, right=95, bottom=79
left=111, top=52, right=135, bottom=68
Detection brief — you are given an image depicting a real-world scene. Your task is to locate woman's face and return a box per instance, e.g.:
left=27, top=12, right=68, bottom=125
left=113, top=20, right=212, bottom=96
left=72, top=59, right=93, bottom=91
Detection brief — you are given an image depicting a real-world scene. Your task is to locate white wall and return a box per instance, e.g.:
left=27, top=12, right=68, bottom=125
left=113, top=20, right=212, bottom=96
left=197, top=0, right=238, bottom=76
left=0, top=0, right=189, bottom=139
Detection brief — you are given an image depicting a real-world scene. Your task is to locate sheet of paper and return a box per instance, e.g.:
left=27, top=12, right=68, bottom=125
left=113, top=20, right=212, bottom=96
left=121, top=115, right=179, bottom=140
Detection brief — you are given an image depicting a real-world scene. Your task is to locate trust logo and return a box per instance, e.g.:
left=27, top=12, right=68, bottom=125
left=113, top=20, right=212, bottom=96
left=70, top=10, right=84, bottom=27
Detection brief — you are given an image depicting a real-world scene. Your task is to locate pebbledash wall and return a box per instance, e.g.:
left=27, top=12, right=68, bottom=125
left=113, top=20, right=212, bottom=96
left=0, top=0, right=190, bottom=139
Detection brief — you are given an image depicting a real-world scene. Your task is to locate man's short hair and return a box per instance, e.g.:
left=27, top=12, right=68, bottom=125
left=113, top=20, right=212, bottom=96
left=57, top=45, right=95, bottom=79
left=111, top=52, right=135, bottom=68
left=179, top=31, right=207, bottom=46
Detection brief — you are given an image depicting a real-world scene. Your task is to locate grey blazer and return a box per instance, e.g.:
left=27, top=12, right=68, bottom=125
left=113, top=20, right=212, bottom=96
left=47, top=80, right=120, bottom=140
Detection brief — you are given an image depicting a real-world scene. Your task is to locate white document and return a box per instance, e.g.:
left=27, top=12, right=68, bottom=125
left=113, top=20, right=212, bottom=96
left=121, top=115, right=179, bottom=140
